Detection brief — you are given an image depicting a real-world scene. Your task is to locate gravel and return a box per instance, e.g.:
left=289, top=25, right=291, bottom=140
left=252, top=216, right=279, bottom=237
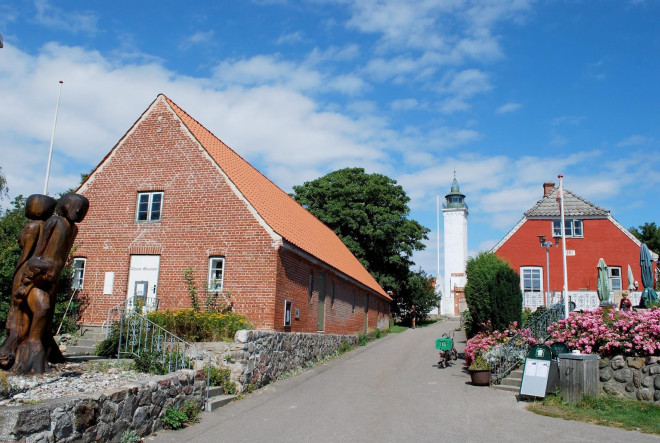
left=0, top=360, right=150, bottom=407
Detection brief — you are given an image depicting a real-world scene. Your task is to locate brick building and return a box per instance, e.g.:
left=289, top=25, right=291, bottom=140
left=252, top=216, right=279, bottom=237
left=73, top=94, right=390, bottom=333
left=492, top=182, right=657, bottom=311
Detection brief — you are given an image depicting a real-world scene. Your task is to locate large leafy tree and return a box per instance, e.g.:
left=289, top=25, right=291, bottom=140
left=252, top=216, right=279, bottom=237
left=464, top=252, right=522, bottom=338
left=292, top=168, right=431, bottom=316
left=630, top=222, right=660, bottom=255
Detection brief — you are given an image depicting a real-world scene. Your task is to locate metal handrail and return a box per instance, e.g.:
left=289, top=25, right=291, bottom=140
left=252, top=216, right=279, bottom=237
left=489, top=303, right=565, bottom=384
left=105, top=295, right=158, bottom=338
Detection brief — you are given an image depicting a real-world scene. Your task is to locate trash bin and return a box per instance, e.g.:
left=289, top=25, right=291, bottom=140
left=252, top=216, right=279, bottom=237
left=558, top=353, right=600, bottom=402
left=520, top=345, right=553, bottom=398
left=547, top=343, right=570, bottom=395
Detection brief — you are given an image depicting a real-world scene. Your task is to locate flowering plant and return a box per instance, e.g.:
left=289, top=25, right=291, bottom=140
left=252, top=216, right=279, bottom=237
left=464, top=322, right=537, bottom=366
left=546, top=306, right=660, bottom=357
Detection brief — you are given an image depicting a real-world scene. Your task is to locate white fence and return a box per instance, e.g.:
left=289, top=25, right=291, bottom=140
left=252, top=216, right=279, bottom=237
left=523, top=291, right=642, bottom=312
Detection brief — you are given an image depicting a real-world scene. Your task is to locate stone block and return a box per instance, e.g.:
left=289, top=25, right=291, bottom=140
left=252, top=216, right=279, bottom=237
left=637, top=388, right=653, bottom=401
left=599, top=366, right=613, bottom=382
left=613, top=368, right=632, bottom=383
left=627, top=357, right=646, bottom=369
left=642, top=376, right=654, bottom=388
left=611, top=355, right=625, bottom=370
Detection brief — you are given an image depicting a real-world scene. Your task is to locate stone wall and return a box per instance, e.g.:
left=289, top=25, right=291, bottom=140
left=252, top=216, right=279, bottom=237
left=196, top=330, right=359, bottom=392
left=599, top=356, right=660, bottom=402
left=0, top=369, right=206, bottom=442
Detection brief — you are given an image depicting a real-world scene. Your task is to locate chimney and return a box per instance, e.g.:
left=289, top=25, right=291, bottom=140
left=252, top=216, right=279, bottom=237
left=543, top=182, right=555, bottom=197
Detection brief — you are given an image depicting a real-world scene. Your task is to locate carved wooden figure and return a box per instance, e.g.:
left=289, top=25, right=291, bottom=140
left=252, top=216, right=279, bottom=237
left=0, top=193, right=89, bottom=374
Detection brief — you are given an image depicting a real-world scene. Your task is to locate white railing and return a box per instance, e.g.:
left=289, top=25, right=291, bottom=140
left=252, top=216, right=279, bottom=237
left=105, top=295, right=159, bottom=338
left=524, top=290, right=643, bottom=312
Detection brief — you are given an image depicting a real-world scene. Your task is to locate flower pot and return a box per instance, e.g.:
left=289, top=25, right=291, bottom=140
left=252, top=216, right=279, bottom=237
left=469, top=369, right=490, bottom=386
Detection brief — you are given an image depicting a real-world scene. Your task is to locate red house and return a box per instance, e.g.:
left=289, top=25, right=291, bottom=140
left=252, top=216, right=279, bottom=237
left=72, top=94, right=390, bottom=333
left=492, top=182, right=657, bottom=310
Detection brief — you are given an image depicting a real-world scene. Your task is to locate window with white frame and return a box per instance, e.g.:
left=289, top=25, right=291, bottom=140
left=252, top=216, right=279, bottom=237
left=136, top=191, right=163, bottom=222
left=552, top=219, right=583, bottom=238
left=72, top=258, right=86, bottom=289
left=521, top=267, right=543, bottom=292
left=207, top=257, right=225, bottom=291
left=330, top=281, right=335, bottom=307
left=609, top=267, right=622, bottom=291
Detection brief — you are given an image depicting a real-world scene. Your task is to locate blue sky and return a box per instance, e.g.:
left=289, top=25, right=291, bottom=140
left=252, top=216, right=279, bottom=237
left=1, top=0, right=659, bottom=278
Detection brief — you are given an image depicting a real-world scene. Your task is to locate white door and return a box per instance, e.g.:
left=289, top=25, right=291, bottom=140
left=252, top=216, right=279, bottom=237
left=127, top=255, right=160, bottom=312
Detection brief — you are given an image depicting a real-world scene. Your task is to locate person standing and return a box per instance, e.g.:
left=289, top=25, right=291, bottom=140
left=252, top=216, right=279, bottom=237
left=411, top=304, right=417, bottom=329
left=619, top=291, right=632, bottom=312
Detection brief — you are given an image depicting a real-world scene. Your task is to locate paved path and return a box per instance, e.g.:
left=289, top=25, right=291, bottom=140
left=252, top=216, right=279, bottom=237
left=149, top=320, right=659, bottom=442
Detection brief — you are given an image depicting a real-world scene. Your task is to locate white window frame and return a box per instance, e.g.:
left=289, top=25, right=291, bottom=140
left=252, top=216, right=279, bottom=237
left=308, top=271, right=314, bottom=302
left=552, top=219, right=583, bottom=238
left=609, top=266, right=622, bottom=291
left=207, top=257, right=225, bottom=291
left=521, top=266, right=543, bottom=293
left=72, top=258, right=86, bottom=290
left=284, top=300, right=292, bottom=327
left=136, top=191, right=164, bottom=222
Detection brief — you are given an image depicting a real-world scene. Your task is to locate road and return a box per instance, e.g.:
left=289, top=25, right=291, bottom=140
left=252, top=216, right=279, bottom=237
left=150, top=319, right=659, bottom=442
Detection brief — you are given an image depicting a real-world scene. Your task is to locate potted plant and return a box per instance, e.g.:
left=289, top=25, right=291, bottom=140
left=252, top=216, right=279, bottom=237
left=468, top=355, right=491, bottom=386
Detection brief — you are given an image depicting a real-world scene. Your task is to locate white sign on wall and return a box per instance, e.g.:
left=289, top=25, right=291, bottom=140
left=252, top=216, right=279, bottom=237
left=565, top=250, right=575, bottom=256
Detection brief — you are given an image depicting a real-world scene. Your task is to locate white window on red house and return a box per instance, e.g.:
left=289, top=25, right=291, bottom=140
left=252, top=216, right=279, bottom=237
left=521, top=267, right=543, bottom=292
left=136, top=191, right=163, bottom=222
left=308, top=271, right=314, bottom=302
left=609, top=267, right=622, bottom=291
left=208, top=257, right=225, bottom=291
left=552, top=219, right=583, bottom=238
left=72, top=258, right=86, bottom=289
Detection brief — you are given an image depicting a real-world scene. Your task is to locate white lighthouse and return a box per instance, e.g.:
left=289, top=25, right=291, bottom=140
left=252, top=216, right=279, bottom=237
left=440, top=174, right=468, bottom=316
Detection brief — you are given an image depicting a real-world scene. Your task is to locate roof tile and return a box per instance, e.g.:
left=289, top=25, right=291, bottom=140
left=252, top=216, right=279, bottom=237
left=524, top=186, right=609, bottom=218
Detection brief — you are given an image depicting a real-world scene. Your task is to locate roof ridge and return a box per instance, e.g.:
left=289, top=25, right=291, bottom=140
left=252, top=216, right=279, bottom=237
left=161, top=95, right=389, bottom=299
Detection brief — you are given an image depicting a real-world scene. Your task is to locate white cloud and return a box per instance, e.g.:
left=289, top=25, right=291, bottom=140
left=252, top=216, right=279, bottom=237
left=497, top=102, right=521, bottom=114
left=179, top=30, right=215, bottom=51
left=33, top=0, right=98, bottom=35
left=617, top=134, right=652, bottom=147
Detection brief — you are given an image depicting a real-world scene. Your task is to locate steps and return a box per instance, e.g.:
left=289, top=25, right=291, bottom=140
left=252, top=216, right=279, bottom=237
left=206, top=386, right=237, bottom=411
left=60, top=325, right=106, bottom=356
left=491, top=368, right=522, bottom=393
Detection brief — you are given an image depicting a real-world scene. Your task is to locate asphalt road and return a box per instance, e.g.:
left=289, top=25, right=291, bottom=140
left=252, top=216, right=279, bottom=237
left=149, top=320, right=659, bottom=442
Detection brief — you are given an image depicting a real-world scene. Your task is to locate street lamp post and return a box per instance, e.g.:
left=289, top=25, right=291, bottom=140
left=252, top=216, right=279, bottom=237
left=538, top=235, right=553, bottom=306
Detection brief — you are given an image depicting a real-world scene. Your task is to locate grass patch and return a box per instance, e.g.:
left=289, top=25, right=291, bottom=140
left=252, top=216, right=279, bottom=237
left=389, top=325, right=408, bottom=333
left=528, top=394, right=660, bottom=435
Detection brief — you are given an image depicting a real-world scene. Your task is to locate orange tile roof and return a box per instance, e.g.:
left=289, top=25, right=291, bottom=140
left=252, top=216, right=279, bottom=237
left=162, top=95, right=389, bottom=300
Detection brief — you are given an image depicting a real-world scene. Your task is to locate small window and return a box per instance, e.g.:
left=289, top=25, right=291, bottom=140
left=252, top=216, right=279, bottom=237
left=72, top=258, right=86, bottom=290
left=208, top=257, right=225, bottom=291
left=552, top=219, right=583, bottom=238
left=352, top=290, right=356, bottom=313
left=609, top=267, right=622, bottom=291
left=284, top=300, right=292, bottom=327
left=521, top=267, right=543, bottom=292
left=136, top=191, right=163, bottom=222
left=308, top=271, right=314, bottom=302
left=330, top=281, right=335, bottom=307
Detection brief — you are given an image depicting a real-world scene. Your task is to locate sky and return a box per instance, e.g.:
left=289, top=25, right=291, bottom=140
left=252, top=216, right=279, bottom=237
left=0, top=0, right=659, bottom=280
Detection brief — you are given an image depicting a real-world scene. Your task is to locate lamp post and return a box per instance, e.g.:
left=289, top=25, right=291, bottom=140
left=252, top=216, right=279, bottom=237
left=538, top=235, right=553, bottom=306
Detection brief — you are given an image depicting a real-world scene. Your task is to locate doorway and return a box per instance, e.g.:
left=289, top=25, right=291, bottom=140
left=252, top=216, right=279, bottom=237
left=127, top=255, right=160, bottom=312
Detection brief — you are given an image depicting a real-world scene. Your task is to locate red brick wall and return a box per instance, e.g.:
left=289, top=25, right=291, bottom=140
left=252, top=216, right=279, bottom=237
left=495, top=218, right=649, bottom=291
left=74, top=98, right=390, bottom=333
left=274, top=248, right=389, bottom=334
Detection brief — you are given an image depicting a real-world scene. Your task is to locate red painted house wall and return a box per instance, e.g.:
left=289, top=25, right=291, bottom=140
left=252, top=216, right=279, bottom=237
left=495, top=218, right=648, bottom=292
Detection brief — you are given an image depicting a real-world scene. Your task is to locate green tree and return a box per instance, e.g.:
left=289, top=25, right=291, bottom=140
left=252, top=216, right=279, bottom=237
left=464, top=252, right=522, bottom=338
left=0, top=166, right=7, bottom=199
left=397, top=268, right=440, bottom=324
left=0, top=196, right=86, bottom=340
left=630, top=222, right=660, bottom=255
left=291, top=168, right=430, bottom=317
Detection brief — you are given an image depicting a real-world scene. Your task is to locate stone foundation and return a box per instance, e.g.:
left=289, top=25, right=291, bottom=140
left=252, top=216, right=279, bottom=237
left=599, top=356, right=660, bottom=402
left=0, top=369, right=206, bottom=442
left=195, top=330, right=359, bottom=392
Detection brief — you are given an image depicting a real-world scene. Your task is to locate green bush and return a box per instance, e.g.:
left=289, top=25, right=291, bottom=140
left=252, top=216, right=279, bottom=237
left=162, top=401, right=200, bottom=430
left=94, top=324, right=120, bottom=357
left=464, top=252, right=522, bottom=338
left=162, top=407, right=188, bottom=430
left=358, top=332, right=368, bottom=346
left=373, top=328, right=382, bottom=339
left=120, top=429, right=141, bottom=443
left=204, top=366, right=237, bottom=394
left=147, top=309, right=252, bottom=342
left=338, top=340, right=352, bottom=354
